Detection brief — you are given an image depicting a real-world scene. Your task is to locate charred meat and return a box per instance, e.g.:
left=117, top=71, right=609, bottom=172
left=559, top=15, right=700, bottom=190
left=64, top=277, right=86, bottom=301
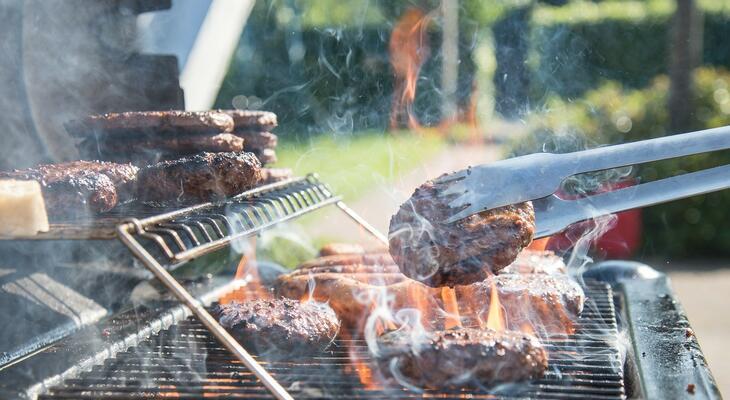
left=456, top=274, right=584, bottom=334
left=65, top=110, right=234, bottom=138
left=0, top=160, right=138, bottom=216
left=79, top=133, right=245, bottom=164
left=259, top=168, right=293, bottom=185
left=214, top=298, right=339, bottom=354
left=231, top=131, right=278, bottom=149
left=251, top=148, right=277, bottom=165
left=317, top=242, right=389, bottom=257
left=218, top=109, right=278, bottom=131
left=389, top=177, right=535, bottom=287
left=136, top=151, right=262, bottom=204
left=276, top=253, right=440, bottom=330
left=318, top=243, right=367, bottom=257
left=500, top=249, right=567, bottom=275
left=376, top=328, right=548, bottom=389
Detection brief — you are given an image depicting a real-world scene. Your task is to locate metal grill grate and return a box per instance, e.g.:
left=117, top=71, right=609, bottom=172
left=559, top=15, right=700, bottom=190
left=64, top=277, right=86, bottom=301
left=118, top=175, right=340, bottom=265
left=40, top=281, right=625, bottom=400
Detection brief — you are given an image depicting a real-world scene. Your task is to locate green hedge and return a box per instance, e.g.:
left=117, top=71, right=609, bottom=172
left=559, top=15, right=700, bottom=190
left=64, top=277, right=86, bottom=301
left=531, top=1, right=730, bottom=100
left=514, top=67, right=730, bottom=258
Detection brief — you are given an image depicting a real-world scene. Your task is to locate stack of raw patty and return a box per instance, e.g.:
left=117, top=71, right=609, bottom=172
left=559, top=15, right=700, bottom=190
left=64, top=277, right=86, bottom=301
left=67, top=110, right=281, bottom=167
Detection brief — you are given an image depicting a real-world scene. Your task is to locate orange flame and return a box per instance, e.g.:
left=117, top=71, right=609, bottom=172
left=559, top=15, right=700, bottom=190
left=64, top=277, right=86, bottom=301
left=406, top=282, right=432, bottom=327
left=520, top=322, right=536, bottom=336
left=389, top=7, right=431, bottom=132
left=220, top=237, right=272, bottom=304
left=440, top=287, right=462, bottom=329
left=485, top=280, right=505, bottom=331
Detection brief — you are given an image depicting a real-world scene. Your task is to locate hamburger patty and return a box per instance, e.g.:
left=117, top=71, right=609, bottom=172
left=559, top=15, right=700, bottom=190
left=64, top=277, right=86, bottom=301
left=231, top=131, right=278, bottom=149
left=318, top=243, right=366, bottom=257
left=0, top=160, right=138, bottom=215
left=259, top=168, right=292, bottom=185
left=388, top=176, right=536, bottom=287
left=79, top=133, right=245, bottom=160
left=276, top=253, right=440, bottom=330
left=66, top=110, right=234, bottom=137
left=317, top=243, right=389, bottom=257
left=214, top=298, right=340, bottom=354
left=456, top=274, right=585, bottom=334
left=251, top=148, right=277, bottom=165
left=500, top=250, right=567, bottom=275
left=136, top=151, right=262, bottom=204
left=376, top=328, right=548, bottom=389
left=218, top=109, right=278, bottom=131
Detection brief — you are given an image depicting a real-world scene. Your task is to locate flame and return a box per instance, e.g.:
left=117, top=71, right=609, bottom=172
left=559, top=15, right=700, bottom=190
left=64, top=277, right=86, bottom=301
left=389, top=7, right=431, bottom=132
left=485, top=280, right=505, bottom=331
left=440, top=287, right=462, bottom=329
left=158, top=386, right=180, bottom=397
left=406, top=283, right=432, bottom=327
left=347, top=350, right=378, bottom=390
left=520, top=322, right=536, bottom=336
left=220, top=237, right=272, bottom=304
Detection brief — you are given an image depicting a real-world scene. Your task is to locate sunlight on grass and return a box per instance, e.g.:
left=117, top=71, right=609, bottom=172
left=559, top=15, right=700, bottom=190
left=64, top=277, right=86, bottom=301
left=274, top=131, right=445, bottom=201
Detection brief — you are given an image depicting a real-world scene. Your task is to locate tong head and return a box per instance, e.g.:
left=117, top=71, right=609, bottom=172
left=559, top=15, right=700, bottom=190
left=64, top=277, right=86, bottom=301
left=435, top=152, right=569, bottom=224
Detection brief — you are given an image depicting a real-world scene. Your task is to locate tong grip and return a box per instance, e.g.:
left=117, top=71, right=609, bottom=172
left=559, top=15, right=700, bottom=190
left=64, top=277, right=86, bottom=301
left=534, top=163, right=730, bottom=238
left=567, top=125, right=730, bottom=175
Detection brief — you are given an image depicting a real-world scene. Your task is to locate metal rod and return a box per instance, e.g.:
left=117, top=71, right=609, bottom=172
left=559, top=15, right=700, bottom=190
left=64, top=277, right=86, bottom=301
left=172, top=195, right=341, bottom=262
left=116, top=222, right=294, bottom=400
left=335, top=201, right=389, bottom=245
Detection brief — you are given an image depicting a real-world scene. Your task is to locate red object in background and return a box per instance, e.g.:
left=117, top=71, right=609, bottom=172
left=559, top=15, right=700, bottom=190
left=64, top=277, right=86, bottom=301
left=529, top=180, right=642, bottom=259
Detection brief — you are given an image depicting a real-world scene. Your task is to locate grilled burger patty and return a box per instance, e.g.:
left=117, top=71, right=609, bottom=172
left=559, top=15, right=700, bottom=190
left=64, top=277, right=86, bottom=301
left=388, top=177, right=536, bottom=287
left=456, top=274, right=585, bottom=334
left=136, top=151, right=262, bottom=204
left=0, top=161, right=138, bottom=215
left=65, top=110, right=234, bottom=137
left=79, top=133, right=245, bottom=158
left=214, top=298, right=340, bottom=353
left=259, top=168, right=292, bottom=185
left=276, top=253, right=439, bottom=330
left=500, top=250, right=567, bottom=275
left=317, top=242, right=389, bottom=257
left=231, top=131, right=278, bottom=149
left=218, top=109, right=278, bottom=131
left=251, top=148, right=277, bottom=165
left=376, top=328, right=548, bottom=389
left=318, top=243, right=367, bottom=257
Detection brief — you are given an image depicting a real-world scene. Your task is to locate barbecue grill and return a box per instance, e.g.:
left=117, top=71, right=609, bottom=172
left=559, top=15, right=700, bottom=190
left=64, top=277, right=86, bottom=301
left=0, top=175, right=721, bottom=399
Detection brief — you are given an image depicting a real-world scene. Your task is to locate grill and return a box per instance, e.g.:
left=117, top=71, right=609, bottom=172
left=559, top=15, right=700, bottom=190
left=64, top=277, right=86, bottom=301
left=0, top=175, right=721, bottom=399
left=38, top=281, right=623, bottom=400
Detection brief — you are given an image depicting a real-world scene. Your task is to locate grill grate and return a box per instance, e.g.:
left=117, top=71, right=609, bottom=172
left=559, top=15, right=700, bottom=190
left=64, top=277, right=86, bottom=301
left=40, top=281, right=625, bottom=400
left=118, top=175, right=340, bottom=265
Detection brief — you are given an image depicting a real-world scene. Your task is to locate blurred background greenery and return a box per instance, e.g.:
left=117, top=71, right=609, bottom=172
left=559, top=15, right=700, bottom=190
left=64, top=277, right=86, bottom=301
left=215, top=0, right=730, bottom=259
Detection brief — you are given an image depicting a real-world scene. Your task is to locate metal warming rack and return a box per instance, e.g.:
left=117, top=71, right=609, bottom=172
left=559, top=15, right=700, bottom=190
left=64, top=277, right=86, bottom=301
left=113, top=174, right=386, bottom=400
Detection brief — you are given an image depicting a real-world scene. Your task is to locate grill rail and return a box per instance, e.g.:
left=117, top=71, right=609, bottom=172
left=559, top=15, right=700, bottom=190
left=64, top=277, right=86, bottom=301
left=39, top=281, right=625, bottom=400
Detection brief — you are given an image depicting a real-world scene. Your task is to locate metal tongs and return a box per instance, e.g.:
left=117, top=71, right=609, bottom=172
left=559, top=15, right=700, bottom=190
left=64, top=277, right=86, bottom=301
left=436, top=126, right=730, bottom=237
